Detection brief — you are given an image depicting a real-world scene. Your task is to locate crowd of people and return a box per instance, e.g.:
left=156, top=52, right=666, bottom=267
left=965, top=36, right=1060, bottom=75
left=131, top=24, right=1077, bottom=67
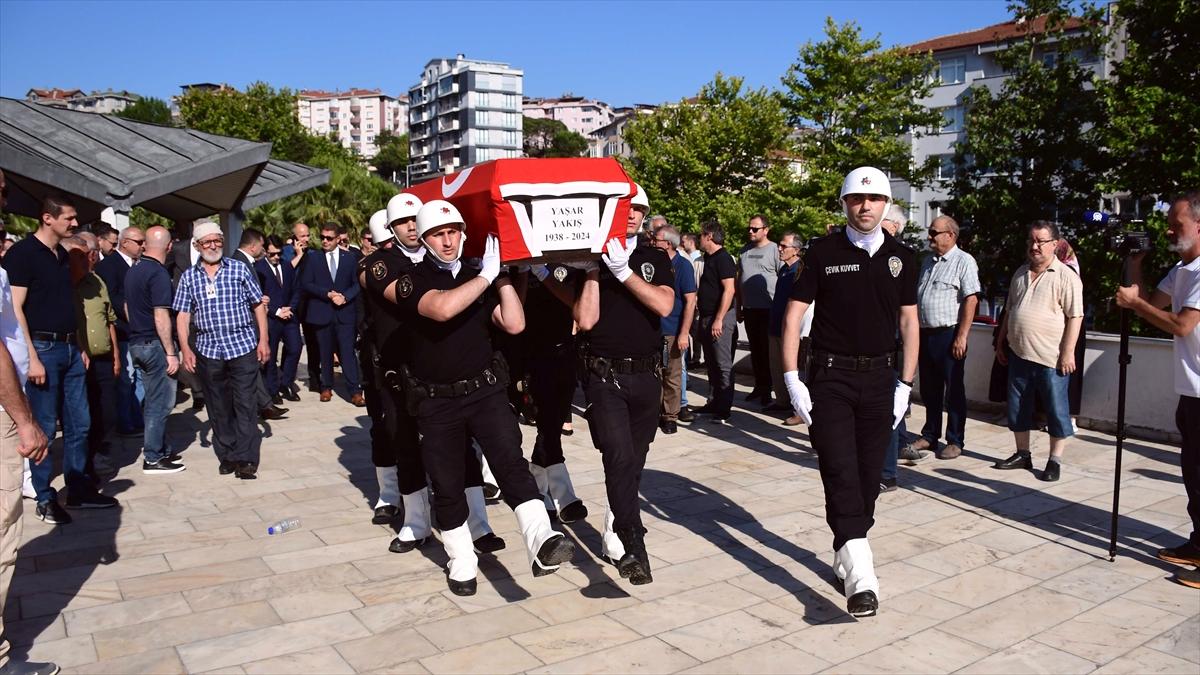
left=0, top=163, right=1197, bottom=674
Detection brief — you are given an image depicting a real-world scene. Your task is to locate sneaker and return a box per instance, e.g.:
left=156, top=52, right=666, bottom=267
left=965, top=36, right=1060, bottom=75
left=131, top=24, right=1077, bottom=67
left=65, top=492, right=119, bottom=509
left=879, top=478, right=898, bottom=493
left=143, top=459, right=187, bottom=475
left=0, top=659, right=61, bottom=675
left=35, top=501, right=72, bottom=525
left=899, top=444, right=930, bottom=465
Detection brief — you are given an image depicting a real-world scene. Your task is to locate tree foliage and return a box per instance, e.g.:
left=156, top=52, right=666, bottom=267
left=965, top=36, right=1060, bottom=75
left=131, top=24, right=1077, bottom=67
left=178, top=82, right=319, bottom=163
left=114, top=96, right=172, bottom=126
left=781, top=17, right=945, bottom=209
left=372, top=130, right=409, bottom=184
left=522, top=117, right=588, bottom=158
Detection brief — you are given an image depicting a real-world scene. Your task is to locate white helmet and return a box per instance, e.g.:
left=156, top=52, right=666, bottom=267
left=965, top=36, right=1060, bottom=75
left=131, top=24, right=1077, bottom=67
left=387, top=193, right=423, bottom=224
left=368, top=209, right=394, bottom=244
left=416, top=199, right=465, bottom=239
left=630, top=183, right=649, bottom=212
left=840, top=166, right=892, bottom=202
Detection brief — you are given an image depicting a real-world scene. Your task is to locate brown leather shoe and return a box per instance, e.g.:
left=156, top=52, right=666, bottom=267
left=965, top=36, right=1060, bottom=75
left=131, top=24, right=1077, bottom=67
left=350, top=393, right=366, bottom=407
left=783, top=415, right=803, bottom=426
left=908, top=437, right=933, bottom=452
left=939, top=444, right=962, bottom=460
left=320, top=389, right=332, bottom=402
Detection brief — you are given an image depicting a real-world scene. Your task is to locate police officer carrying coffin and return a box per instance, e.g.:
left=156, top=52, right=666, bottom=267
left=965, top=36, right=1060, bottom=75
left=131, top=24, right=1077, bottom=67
left=574, top=184, right=674, bottom=585
left=781, top=166, right=919, bottom=617
left=382, top=199, right=573, bottom=595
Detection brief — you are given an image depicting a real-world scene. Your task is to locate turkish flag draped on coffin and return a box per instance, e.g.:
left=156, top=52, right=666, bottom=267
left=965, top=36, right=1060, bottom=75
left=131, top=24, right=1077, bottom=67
left=406, top=157, right=636, bottom=264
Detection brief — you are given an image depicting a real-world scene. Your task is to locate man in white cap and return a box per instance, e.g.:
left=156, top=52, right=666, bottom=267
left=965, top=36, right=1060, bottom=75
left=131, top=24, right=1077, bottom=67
left=781, top=166, right=919, bottom=617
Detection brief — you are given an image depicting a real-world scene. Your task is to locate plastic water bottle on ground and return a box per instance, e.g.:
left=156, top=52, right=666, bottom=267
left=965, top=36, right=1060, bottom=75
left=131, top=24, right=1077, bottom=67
left=267, top=518, right=301, bottom=535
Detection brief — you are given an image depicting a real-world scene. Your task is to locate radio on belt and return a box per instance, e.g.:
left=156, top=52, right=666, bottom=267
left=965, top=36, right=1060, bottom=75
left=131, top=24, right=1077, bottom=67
left=405, top=157, right=636, bottom=264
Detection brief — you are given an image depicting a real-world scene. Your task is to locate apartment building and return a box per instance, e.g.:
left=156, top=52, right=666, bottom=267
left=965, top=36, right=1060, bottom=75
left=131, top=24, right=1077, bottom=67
left=26, top=88, right=139, bottom=114
left=895, top=16, right=1100, bottom=228
left=587, top=104, right=657, bottom=159
left=523, top=95, right=614, bottom=137
left=407, top=55, right=523, bottom=182
left=296, top=89, right=409, bottom=159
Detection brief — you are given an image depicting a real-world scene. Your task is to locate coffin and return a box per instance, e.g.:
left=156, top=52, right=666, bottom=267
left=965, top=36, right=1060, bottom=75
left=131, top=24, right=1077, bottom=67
left=406, top=158, right=635, bottom=263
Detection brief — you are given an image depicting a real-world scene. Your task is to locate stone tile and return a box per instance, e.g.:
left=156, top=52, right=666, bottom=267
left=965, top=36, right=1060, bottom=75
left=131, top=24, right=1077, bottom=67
left=17, top=582, right=123, bottom=620
left=965, top=523, right=1052, bottom=554
left=526, top=636, right=700, bottom=674
left=867, top=531, right=945, bottom=566
left=163, top=531, right=324, bottom=570
left=873, top=560, right=946, bottom=598
left=901, top=511, right=1005, bottom=546
left=119, top=558, right=275, bottom=600
left=72, top=647, right=187, bottom=674
left=176, top=612, right=371, bottom=672
left=413, top=604, right=546, bottom=652
left=352, top=592, right=463, bottom=633
left=10, top=554, right=171, bottom=598
left=262, top=536, right=388, bottom=574
left=608, top=581, right=760, bottom=636
left=91, top=601, right=281, bottom=660
left=830, top=627, right=992, bottom=673
left=924, top=565, right=1040, bottom=608
left=421, top=637, right=542, bottom=674
left=1144, top=614, right=1199, bottom=664
left=334, top=628, right=440, bottom=672
left=1121, top=578, right=1200, bottom=617
left=267, top=588, right=363, bottom=622
left=184, top=562, right=368, bottom=611
left=905, top=540, right=1008, bottom=577
left=958, top=639, right=1098, bottom=674
left=992, top=541, right=1104, bottom=580
left=242, top=646, right=355, bottom=674
left=512, top=614, right=642, bottom=664
left=64, top=592, right=192, bottom=636
left=1035, top=597, right=1185, bottom=664
left=950, top=586, right=1097, bottom=650
left=1094, top=645, right=1200, bottom=673
left=22, top=634, right=97, bottom=668
left=518, top=583, right=640, bottom=625
left=1042, top=559, right=1151, bottom=602
left=658, top=603, right=803, bottom=662
left=680, top=639, right=832, bottom=674
left=441, top=568, right=580, bottom=613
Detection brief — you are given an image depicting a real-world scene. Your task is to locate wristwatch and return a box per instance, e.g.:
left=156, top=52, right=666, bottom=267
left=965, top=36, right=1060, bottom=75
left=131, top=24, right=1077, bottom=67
left=900, top=379, right=914, bottom=388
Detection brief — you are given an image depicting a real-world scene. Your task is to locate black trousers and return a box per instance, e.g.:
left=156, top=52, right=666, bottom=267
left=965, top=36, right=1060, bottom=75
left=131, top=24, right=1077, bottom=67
left=808, top=364, right=894, bottom=550
left=1178, top=395, right=1200, bottom=547
left=528, top=345, right=576, bottom=468
left=302, top=322, right=321, bottom=389
left=583, top=369, right=660, bottom=532
left=416, top=383, right=538, bottom=530
left=363, top=348, right=426, bottom=495
left=196, top=351, right=260, bottom=465
left=743, top=308, right=772, bottom=395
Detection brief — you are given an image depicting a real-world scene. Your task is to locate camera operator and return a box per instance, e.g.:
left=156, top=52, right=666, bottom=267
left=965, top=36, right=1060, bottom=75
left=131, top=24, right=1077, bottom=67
left=1115, top=190, right=1200, bottom=590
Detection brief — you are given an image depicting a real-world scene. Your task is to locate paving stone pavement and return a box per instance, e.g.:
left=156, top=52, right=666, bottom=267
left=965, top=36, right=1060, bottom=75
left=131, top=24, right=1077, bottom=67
left=8, top=368, right=1199, bottom=673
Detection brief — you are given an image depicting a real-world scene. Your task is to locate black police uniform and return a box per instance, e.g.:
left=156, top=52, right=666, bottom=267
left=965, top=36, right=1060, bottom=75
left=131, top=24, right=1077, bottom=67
left=394, top=259, right=541, bottom=530
left=358, top=247, right=425, bottom=496
left=579, top=242, right=673, bottom=579
left=525, top=266, right=578, bottom=469
left=791, top=231, right=917, bottom=550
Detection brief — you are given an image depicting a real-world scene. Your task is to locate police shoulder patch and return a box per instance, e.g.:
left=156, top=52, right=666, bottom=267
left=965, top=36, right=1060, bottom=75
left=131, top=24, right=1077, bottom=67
left=371, top=260, right=389, bottom=281
left=640, top=262, right=655, bottom=282
left=397, top=274, right=414, bottom=298
left=553, top=265, right=568, bottom=282
left=888, top=256, right=903, bottom=278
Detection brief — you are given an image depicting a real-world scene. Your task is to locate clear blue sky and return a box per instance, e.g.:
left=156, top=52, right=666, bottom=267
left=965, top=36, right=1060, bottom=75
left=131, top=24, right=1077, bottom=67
left=0, top=0, right=1012, bottom=107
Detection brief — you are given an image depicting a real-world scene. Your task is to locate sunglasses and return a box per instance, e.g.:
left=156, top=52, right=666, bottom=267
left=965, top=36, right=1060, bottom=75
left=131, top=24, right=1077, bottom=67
left=320, top=235, right=337, bottom=241
left=266, top=250, right=282, bottom=257
left=748, top=226, right=766, bottom=233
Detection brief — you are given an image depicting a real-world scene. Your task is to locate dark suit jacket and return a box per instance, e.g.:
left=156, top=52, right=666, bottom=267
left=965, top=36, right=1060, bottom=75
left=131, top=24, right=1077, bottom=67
left=300, top=249, right=360, bottom=327
left=95, top=253, right=131, bottom=339
left=255, top=258, right=300, bottom=319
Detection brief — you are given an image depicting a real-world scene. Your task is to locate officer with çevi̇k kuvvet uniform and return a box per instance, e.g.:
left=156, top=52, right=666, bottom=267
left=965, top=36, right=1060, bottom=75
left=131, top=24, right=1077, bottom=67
left=381, top=199, right=573, bottom=596
left=781, top=166, right=919, bottom=617
left=573, top=184, right=675, bottom=585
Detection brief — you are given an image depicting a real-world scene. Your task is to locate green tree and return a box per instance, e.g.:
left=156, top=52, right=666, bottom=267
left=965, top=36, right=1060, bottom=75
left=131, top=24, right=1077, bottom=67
left=522, top=117, right=588, bottom=158
left=780, top=17, right=945, bottom=210
left=622, top=73, right=815, bottom=250
left=1101, top=0, right=1200, bottom=200
left=372, top=130, right=409, bottom=183
left=177, top=82, right=318, bottom=162
left=114, top=96, right=172, bottom=126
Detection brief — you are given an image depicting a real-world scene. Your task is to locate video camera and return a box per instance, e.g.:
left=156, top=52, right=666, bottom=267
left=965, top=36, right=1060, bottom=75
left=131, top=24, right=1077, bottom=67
left=1085, top=211, right=1153, bottom=256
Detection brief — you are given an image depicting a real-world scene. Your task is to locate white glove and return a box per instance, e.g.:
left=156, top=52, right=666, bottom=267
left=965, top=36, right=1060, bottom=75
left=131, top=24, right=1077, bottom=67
left=531, top=264, right=550, bottom=281
left=602, top=237, right=632, bottom=283
left=479, top=234, right=501, bottom=284
left=783, top=371, right=812, bottom=426
left=893, top=381, right=912, bottom=430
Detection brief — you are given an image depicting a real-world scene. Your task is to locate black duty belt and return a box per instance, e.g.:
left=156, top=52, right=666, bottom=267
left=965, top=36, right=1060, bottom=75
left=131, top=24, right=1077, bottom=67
left=414, top=368, right=500, bottom=399
left=811, top=350, right=896, bottom=372
left=582, top=354, right=658, bottom=376
left=31, top=330, right=76, bottom=343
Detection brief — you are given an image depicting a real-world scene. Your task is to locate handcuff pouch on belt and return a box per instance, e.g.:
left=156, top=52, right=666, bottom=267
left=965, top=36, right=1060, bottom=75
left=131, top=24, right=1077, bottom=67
left=396, top=352, right=510, bottom=414
left=578, top=348, right=661, bottom=383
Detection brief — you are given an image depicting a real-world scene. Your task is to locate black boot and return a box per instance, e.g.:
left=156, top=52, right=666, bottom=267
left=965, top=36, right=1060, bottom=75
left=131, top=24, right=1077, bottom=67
left=615, top=528, right=653, bottom=585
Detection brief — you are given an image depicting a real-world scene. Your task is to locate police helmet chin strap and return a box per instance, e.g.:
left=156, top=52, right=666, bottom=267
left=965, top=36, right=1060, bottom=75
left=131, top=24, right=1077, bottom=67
left=426, top=233, right=465, bottom=277
left=843, top=200, right=888, bottom=235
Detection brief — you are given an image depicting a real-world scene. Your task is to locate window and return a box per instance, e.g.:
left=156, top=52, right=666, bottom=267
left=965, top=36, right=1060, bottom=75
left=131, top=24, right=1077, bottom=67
left=934, top=154, right=956, bottom=180
left=1041, top=52, right=1058, bottom=68
left=938, top=105, right=964, bottom=133
left=933, top=57, right=965, bottom=85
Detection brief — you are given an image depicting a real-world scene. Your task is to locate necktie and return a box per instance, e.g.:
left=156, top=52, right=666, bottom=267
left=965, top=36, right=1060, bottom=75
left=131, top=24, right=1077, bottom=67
left=328, top=251, right=338, bottom=280
left=274, top=263, right=283, bottom=287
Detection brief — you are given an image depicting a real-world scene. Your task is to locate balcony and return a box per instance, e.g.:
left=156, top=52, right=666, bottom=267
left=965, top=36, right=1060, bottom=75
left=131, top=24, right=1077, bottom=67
left=437, top=118, right=459, bottom=133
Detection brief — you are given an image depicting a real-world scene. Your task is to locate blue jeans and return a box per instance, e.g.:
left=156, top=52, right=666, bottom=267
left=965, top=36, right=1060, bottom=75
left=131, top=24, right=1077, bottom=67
left=1007, top=353, right=1074, bottom=438
left=918, top=327, right=967, bottom=449
left=883, top=417, right=906, bottom=482
left=26, top=341, right=91, bottom=503
left=115, top=340, right=145, bottom=433
left=130, top=340, right=174, bottom=463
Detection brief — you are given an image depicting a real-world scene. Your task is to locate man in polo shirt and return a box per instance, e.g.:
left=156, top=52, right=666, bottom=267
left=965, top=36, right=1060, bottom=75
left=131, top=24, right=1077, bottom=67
left=96, top=225, right=146, bottom=436
left=910, top=216, right=980, bottom=461
left=174, top=221, right=270, bottom=480
left=3, top=193, right=118, bottom=524
left=127, top=226, right=185, bottom=474
left=993, top=220, right=1083, bottom=482
left=1116, top=189, right=1200, bottom=588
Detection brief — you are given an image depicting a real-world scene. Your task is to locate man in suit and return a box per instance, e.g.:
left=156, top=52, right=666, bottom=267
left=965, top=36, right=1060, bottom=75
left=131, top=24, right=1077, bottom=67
left=233, top=229, right=287, bottom=419
left=95, top=225, right=145, bottom=435
left=286, top=222, right=322, bottom=394
left=255, top=235, right=302, bottom=402
left=301, top=222, right=363, bottom=406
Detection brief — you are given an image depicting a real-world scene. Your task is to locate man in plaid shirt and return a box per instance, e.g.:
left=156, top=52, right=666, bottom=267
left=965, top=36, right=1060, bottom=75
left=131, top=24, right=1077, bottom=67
left=174, top=222, right=270, bottom=479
